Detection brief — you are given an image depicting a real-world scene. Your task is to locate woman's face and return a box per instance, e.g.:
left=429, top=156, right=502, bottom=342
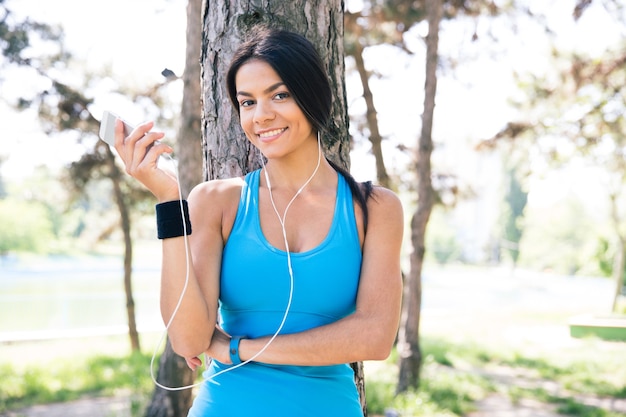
left=235, top=59, right=315, bottom=160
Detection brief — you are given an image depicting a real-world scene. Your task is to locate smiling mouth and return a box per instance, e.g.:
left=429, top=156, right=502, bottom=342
left=258, top=128, right=286, bottom=139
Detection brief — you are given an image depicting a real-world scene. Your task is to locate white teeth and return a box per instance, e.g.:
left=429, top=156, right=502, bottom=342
left=259, top=128, right=285, bottom=138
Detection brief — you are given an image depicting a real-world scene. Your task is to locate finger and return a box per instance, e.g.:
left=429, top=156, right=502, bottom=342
left=127, top=127, right=165, bottom=170
left=113, top=119, right=127, bottom=151
left=131, top=135, right=170, bottom=173
left=185, top=356, right=202, bottom=370
left=128, top=121, right=154, bottom=140
left=139, top=131, right=167, bottom=153
left=123, top=121, right=153, bottom=154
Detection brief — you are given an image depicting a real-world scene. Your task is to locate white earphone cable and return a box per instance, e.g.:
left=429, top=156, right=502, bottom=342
left=150, top=135, right=322, bottom=391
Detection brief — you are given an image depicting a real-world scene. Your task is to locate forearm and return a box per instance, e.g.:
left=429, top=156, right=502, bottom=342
left=160, top=236, right=215, bottom=357
left=237, top=310, right=398, bottom=366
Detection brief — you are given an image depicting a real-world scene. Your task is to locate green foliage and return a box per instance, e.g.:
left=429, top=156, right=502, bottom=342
left=365, top=363, right=487, bottom=417
left=0, top=198, right=53, bottom=255
left=518, top=195, right=601, bottom=275
left=426, top=209, right=462, bottom=264
left=366, top=339, right=493, bottom=416
left=365, top=335, right=625, bottom=416
left=0, top=1, right=65, bottom=71
left=0, top=351, right=154, bottom=413
left=550, top=396, right=626, bottom=417
left=594, top=237, right=614, bottom=278
left=2, top=333, right=624, bottom=416
left=501, top=167, right=527, bottom=265
left=592, top=238, right=626, bottom=296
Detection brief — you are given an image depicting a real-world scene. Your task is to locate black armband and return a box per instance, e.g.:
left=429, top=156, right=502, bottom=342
left=156, top=200, right=192, bottom=239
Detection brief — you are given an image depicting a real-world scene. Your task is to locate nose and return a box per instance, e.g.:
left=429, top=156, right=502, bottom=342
left=253, top=100, right=275, bottom=124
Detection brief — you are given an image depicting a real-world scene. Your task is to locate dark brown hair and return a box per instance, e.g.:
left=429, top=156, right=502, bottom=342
left=227, top=27, right=373, bottom=228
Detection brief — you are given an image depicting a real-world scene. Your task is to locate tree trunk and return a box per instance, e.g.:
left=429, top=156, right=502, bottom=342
left=200, top=0, right=366, bottom=413
left=106, top=146, right=141, bottom=352
left=200, top=0, right=349, bottom=180
left=177, top=0, right=204, bottom=199
left=345, top=15, right=391, bottom=189
left=144, top=340, right=195, bottom=417
left=396, top=0, right=442, bottom=394
left=609, top=192, right=625, bottom=313
left=144, top=0, right=203, bottom=416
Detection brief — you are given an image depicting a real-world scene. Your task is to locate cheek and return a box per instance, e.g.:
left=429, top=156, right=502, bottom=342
left=239, top=117, right=257, bottom=142
left=239, top=114, right=253, bottom=133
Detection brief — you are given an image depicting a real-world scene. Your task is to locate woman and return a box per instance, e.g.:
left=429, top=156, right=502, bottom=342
left=114, top=27, right=404, bottom=416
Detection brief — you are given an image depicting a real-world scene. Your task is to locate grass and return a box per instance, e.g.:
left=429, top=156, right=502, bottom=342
left=364, top=336, right=626, bottom=417
left=0, top=333, right=167, bottom=414
left=2, top=263, right=624, bottom=416
left=0, top=351, right=152, bottom=412
left=1, top=333, right=624, bottom=417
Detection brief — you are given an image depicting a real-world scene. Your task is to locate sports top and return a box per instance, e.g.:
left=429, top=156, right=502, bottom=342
left=187, top=168, right=364, bottom=417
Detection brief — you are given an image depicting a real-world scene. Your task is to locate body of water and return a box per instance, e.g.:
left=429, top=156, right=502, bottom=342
left=0, top=256, right=617, bottom=343
left=0, top=254, right=163, bottom=342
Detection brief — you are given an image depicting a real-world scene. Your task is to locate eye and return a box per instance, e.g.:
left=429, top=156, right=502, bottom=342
left=273, top=92, right=290, bottom=101
left=239, top=99, right=255, bottom=108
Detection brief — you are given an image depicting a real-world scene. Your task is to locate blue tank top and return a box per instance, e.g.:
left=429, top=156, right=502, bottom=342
left=187, top=169, right=364, bottom=417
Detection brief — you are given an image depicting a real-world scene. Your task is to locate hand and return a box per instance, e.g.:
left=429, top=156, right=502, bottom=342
left=113, top=119, right=179, bottom=202
left=205, top=326, right=233, bottom=364
left=185, top=355, right=203, bottom=371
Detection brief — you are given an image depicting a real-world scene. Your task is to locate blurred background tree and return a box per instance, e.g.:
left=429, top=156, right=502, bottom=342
left=480, top=0, right=626, bottom=311
left=0, top=0, right=182, bottom=352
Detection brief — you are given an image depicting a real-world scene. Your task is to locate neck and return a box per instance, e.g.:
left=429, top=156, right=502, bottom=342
left=262, top=137, right=331, bottom=192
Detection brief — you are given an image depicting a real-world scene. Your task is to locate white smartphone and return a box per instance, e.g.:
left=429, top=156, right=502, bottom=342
left=99, top=110, right=134, bottom=147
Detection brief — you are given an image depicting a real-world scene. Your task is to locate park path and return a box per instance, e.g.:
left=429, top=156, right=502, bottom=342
left=3, top=395, right=555, bottom=417
left=4, top=386, right=625, bottom=417
left=0, top=395, right=132, bottom=417
left=465, top=393, right=566, bottom=417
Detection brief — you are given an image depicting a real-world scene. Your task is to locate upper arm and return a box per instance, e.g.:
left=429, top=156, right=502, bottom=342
left=187, top=178, right=243, bottom=318
left=355, top=187, right=404, bottom=339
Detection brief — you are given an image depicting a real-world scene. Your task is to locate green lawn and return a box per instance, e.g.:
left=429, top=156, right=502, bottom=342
left=1, top=329, right=624, bottom=417
left=1, top=263, right=624, bottom=416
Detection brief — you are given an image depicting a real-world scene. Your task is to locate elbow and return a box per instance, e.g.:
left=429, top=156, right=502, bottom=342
left=366, top=339, right=394, bottom=361
left=359, top=328, right=396, bottom=361
left=169, top=333, right=210, bottom=359
left=353, top=313, right=399, bottom=361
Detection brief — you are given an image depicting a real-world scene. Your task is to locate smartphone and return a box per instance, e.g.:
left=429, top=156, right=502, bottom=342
left=99, top=110, right=134, bottom=147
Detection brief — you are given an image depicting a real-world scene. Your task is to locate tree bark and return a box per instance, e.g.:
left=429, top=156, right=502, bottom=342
left=200, top=0, right=366, bottom=413
left=396, top=0, right=442, bottom=394
left=144, top=0, right=203, bottom=416
left=144, top=340, right=195, bottom=417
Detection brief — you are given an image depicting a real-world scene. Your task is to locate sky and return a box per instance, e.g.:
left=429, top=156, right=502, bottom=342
left=1, top=0, right=623, bottom=227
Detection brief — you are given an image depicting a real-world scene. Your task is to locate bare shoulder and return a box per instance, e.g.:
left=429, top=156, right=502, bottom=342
left=187, top=177, right=246, bottom=236
left=367, top=186, right=404, bottom=224
left=188, top=177, right=246, bottom=207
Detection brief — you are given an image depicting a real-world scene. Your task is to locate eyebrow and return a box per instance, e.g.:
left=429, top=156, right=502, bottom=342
left=236, top=82, right=286, bottom=98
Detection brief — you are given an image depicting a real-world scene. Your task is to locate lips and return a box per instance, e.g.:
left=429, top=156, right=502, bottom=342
left=258, top=128, right=286, bottom=139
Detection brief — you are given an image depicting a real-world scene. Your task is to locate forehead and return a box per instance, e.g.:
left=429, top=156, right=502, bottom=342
left=235, top=59, right=283, bottom=93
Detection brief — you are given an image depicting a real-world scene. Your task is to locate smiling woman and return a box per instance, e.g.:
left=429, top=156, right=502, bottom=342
left=111, top=27, right=404, bottom=416
left=234, top=60, right=317, bottom=162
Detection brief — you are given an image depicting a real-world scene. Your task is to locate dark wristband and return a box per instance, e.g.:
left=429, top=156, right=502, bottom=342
left=156, top=200, right=192, bottom=239
left=229, top=336, right=245, bottom=365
